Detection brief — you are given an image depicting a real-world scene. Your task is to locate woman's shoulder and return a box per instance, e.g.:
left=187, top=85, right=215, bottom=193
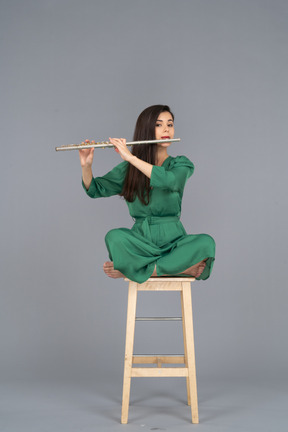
left=166, top=155, right=194, bottom=170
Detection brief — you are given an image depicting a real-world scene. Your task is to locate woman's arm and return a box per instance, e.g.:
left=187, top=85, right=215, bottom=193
left=81, top=165, right=93, bottom=190
left=79, top=139, right=128, bottom=198
left=79, top=137, right=152, bottom=194
left=150, top=156, right=194, bottom=191
left=109, top=138, right=152, bottom=178
left=127, top=155, right=152, bottom=178
left=79, top=140, right=95, bottom=190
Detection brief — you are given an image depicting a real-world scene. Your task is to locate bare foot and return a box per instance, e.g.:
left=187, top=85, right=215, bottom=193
left=181, top=259, right=207, bottom=278
left=103, top=261, right=125, bottom=279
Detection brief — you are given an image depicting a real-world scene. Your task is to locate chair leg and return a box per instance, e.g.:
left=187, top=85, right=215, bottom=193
left=121, top=281, right=138, bottom=424
left=181, top=282, right=199, bottom=424
left=181, top=290, right=191, bottom=406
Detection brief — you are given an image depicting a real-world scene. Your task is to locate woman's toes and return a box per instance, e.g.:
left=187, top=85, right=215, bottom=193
left=196, top=262, right=206, bottom=277
left=103, top=263, right=114, bottom=275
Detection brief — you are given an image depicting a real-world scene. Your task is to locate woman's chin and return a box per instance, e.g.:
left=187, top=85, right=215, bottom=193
left=157, top=142, right=171, bottom=147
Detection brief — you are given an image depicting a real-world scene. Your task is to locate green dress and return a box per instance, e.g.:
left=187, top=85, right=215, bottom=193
left=82, top=155, right=215, bottom=284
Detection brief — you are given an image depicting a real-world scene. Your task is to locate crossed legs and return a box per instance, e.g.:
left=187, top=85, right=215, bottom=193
left=103, top=259, right=208, bottom=279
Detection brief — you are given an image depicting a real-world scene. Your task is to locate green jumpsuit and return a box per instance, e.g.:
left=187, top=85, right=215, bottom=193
left=82, top=155, right=215, bottom=284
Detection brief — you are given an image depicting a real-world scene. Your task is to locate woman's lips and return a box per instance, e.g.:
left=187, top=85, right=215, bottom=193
left=161, top=136, right=170, bottom=139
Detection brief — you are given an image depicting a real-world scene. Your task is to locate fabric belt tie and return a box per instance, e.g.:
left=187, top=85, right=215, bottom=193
left=133, top=216, right=180, bottom=242
left=134, top=215, right=180, bottom=225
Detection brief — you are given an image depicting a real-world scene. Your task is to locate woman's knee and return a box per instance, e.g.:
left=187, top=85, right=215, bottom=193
left=205, top=233, right=215, bottom=244
left=105, top=228, right=130, bottom=246
left=203, top=234, right=216, bottom=252
left=105, top=228, right=120, bottom=244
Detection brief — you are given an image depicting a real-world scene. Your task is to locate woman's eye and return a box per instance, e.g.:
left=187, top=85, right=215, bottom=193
left=156, top=123, right=173, bottom=127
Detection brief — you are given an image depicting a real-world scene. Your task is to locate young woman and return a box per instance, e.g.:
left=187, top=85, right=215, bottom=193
left=79, top=105, right=215, bottom=284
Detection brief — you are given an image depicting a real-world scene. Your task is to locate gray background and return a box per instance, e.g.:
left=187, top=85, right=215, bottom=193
left=1, top=0, right=288, bottom=431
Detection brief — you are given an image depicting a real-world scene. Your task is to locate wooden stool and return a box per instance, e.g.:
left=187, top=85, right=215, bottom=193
left=121, top=277, right=199, bottom=424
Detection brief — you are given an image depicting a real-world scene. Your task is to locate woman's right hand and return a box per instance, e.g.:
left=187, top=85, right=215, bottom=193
left=79, top=139, right=95, bottom=167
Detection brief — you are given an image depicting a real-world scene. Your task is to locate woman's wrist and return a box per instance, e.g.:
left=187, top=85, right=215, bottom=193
left=81, top=162, right=92, bottom=169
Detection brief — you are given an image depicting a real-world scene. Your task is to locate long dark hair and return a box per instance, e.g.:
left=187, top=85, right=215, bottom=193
left=120, top=104, right=174, bottom=204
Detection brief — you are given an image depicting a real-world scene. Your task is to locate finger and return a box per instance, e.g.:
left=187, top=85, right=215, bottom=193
left=113, top=142, right=120, bottom=152
left=110, top=139, right=119, bottom=147
left=110, top=137, right=122, bottom=144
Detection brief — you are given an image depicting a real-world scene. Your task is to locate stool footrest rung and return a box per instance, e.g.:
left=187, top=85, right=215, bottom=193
left=132, top=355, right=185, bottom=364
left=131, top=367, right=188, bottom=377
left=135, top=316, right=182, bottom=321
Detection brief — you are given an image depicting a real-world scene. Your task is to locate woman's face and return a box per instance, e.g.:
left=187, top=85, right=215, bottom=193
left=155, top=111, right=175, bottom=146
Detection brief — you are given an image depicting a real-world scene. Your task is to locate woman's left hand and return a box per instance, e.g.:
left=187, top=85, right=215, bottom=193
left=109, top=138, right=133, bottom=162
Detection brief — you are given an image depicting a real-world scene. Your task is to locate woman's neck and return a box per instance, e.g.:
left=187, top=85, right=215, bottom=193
left=156, top=148, right=169, bottom=166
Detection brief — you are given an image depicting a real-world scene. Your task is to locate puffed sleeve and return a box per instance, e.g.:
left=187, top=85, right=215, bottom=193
left=150, top=156, right=194, bottom=192
left=82, top=161, right=128, bottom=198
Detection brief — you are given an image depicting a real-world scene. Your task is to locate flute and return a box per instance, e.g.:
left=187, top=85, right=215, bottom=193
left=55, top=138, right=180, bottom=151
